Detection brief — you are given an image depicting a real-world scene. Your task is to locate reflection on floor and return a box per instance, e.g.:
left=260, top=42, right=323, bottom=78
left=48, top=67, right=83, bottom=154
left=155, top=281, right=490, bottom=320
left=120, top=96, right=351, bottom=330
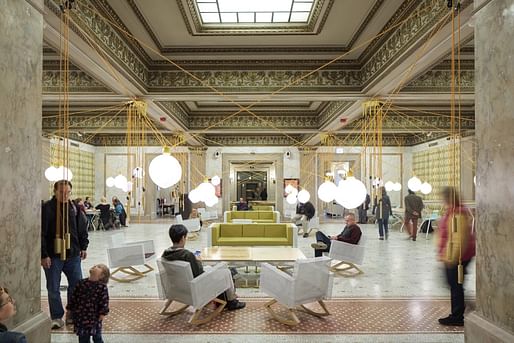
left=43, top=218, right=475, bottom=342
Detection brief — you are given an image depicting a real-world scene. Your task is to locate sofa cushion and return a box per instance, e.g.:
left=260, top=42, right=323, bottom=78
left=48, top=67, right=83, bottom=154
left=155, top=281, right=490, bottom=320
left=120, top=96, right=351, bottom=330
left=259, top=212, right=273, bottom=220
left=264, top=224, right=288, bottom=238
left=220, top=224, right=242, bottom=237
left=217, top=237, right=290, bottom=246
left=245, top=212, right=260, bottom=220
left=232, top=212, right=245, bottom=219
left=242, top=224, right=265, bottom=237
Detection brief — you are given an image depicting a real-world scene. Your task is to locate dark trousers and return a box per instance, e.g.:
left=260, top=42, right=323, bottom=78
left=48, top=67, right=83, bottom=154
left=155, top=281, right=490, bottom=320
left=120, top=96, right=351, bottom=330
left=378, top=218, right=389, bottom=238
left=314, top=231, right=332, bottom=257
left=358, top=208, right=367, bottom=224
left=78, top=330, right=103, bottom=343
left=445, top=260, right=470, bottom=320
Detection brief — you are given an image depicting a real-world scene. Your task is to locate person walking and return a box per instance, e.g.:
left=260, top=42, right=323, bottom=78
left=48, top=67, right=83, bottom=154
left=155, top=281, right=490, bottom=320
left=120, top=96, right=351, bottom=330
left=373, top=187, right=393, bottom=240
left=41, top=180, right=89, bottom=329
left=404, top=189, right=424, bottom=241
left=437, top=187, right=475, bottom=326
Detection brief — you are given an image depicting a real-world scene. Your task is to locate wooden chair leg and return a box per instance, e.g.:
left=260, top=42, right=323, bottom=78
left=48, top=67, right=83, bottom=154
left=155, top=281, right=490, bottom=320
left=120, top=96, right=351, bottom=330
left=299, top=300, right=330, bottom=317
left=110, top=267, right=145, bottom=282
left=330, top=261, right=363, bottom=277
left=159, top=300, right=190, bottom=316
left=265, top=299, right=300, bottom=326
left=189, top=298, right=226, bottom=325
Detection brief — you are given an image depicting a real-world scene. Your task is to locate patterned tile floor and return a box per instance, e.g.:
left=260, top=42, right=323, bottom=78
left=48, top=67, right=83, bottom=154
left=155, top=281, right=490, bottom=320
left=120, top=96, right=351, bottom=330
left=42, top=218, right=474, bottom=342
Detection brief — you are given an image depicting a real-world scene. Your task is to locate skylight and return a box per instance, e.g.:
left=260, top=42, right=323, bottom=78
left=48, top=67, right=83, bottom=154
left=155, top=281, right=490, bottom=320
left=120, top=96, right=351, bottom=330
left=195, top=0, right=314, bottom=24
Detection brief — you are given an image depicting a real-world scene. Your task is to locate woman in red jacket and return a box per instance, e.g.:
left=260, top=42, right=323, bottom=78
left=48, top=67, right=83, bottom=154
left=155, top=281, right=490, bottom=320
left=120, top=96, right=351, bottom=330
left=437, top=187, right=475, bottom=326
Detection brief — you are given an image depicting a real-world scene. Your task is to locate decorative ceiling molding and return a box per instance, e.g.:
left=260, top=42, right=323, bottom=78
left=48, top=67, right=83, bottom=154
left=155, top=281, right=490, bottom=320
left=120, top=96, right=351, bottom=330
left=200, top=135, right=304, bottom=146
left=360, top=0, right=472, bottom=86
left=154, top=101, right=190, bottom=127
left=176, top=0, right=334, bottom=36
left=45, top=0, right=148, bottom=85
left=74, top=133, right=185, bottom=146
left=345, top=114, right=475, bottom=131
left=147, top=70, right=362, bottom=92
left=402, top=59, right=475, bottom=91
left=42, top=61, right=113, bottom=93
left=318, top=101, right=354, bottom=127
left=189, top=115, right=319, bottom=130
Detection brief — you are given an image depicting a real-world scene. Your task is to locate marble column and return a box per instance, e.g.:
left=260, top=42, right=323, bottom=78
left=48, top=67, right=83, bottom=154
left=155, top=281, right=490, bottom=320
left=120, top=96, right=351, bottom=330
left=0, top=0, right=51, bottom=342
left=465, top=0, right=514, bottom=342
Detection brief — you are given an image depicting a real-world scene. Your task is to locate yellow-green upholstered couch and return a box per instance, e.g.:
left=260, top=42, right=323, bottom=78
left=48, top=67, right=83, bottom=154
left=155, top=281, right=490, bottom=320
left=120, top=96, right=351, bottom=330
left=209, top=223, right=296, bottom=247
left=231, top=205, right=274, bottom=211
left=224, top=210, right=279, bottom=223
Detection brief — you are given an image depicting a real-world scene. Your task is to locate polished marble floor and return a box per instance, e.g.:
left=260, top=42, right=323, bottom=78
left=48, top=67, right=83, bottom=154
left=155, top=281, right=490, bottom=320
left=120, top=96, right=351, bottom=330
left=42, top=217, right=475, bottom=342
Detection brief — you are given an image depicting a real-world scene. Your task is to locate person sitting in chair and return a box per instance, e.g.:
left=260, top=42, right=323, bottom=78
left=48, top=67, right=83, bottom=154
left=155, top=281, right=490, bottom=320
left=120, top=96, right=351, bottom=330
left=162, top=224, right=246, bottom=311
left=236, top=197, right=249, bottom=211
left=95, top=197, right=111, bottom=230
left=292, top=201, right=315, bottom=238
left=311, top=213, right=362, bottom=257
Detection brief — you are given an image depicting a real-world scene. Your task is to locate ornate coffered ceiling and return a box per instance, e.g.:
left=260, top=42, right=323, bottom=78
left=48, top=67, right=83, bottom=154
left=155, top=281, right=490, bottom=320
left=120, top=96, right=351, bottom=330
left=41, top=0, right=476, bottom=147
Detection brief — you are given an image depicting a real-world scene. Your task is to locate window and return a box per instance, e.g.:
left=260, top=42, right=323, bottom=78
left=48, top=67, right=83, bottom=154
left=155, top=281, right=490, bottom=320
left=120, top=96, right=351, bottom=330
left=195, top=0, right=314, bottom=24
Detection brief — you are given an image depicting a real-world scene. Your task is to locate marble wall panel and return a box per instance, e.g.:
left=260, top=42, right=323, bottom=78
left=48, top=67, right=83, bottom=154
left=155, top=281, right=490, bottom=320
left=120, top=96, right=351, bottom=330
left=0, top=0, right=50, bottom=341
left=468, top=0, right=514, bottom=340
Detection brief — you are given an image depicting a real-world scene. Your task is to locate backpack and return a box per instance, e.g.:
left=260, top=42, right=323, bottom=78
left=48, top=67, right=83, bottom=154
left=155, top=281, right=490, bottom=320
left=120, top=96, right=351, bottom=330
left=420, top=220, right=433, bottom=233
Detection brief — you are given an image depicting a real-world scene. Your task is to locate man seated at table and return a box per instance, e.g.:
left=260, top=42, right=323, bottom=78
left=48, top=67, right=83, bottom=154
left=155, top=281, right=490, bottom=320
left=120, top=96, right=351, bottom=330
left=311, top=213, right=362, bottom=257
left=162, top=224, right=246, bottom=311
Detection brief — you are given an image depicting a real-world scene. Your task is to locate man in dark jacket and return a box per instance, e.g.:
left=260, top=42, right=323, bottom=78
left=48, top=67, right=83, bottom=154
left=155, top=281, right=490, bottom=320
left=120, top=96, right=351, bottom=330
left=41, top=180, right=89, bottom=329
left=311, top=213, right=362, bottom=257
left=162, top=224, right=245, bottom=311
left=404, top=189, right=425, bottom=241
left=373, top=187, right=393, bottom=240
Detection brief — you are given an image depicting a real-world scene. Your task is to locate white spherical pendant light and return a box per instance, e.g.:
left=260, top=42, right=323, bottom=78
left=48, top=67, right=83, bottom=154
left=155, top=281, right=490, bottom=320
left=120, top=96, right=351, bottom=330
left=188, top=188, right=201, bottom=204
left=148, top=147, right=182, bottom=189
left=55, top=166, right=73, bottom=181
left=114, top=174, right=128, bottom=189
left=384, top=181, right=394, bottom=192
left=211, top=175, right=221, bottom=186
left=318, top=180, right=337, bottom=202
left=392, top=182, right=402, bottom=192
left=297, top=189, right=311, bottom=203
left=336, top=177, right=367, bottom=209
left=407, top=176, right=422, bottom=192
left=285, top=184, right=295, bottom=195
left=106, top=177, right=115, bottom=188
left=132, top=167, right=144, bottom=179
left=286, top=193, right=297, bottom=205
left=44, top=166, right=58, bottom=182
left=420, top=182, right=432, bottom=195
left=204, top=194, right=219, bottom=207
left=197, top=181, right=215, bottom=200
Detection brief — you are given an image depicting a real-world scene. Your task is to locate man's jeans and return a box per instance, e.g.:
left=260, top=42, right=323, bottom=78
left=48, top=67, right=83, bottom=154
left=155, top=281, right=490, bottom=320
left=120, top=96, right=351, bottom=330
left=314, top=231, right=332, bottom=257
left=43, top=256, right=83, bottom=319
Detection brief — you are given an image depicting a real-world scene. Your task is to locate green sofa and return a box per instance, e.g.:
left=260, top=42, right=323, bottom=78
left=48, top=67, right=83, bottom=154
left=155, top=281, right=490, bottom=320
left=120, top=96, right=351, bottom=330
left=231, top=205, right=274, bottom=211
left=224, top=210, right=279, bottom=223
left=209, top=223, right=296, bottom=247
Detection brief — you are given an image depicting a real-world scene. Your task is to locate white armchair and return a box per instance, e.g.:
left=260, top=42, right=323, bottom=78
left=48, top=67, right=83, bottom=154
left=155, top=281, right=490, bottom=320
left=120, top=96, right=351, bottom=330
left=197, top=207, right=218, bottom=221
left=176, top=214, right=202, bottom=240
left=107, top=233, right=156, bottom=282
left=259, top=256, right=333, bottom=325
left=328, top=235, right=366, bottom=277
left=155, top=258, right=234, bottom=325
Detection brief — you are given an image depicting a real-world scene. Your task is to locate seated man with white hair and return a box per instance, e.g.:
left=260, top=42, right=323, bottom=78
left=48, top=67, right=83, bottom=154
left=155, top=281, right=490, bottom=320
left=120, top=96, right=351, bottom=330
left=311, top=213, right=362, bottom=257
